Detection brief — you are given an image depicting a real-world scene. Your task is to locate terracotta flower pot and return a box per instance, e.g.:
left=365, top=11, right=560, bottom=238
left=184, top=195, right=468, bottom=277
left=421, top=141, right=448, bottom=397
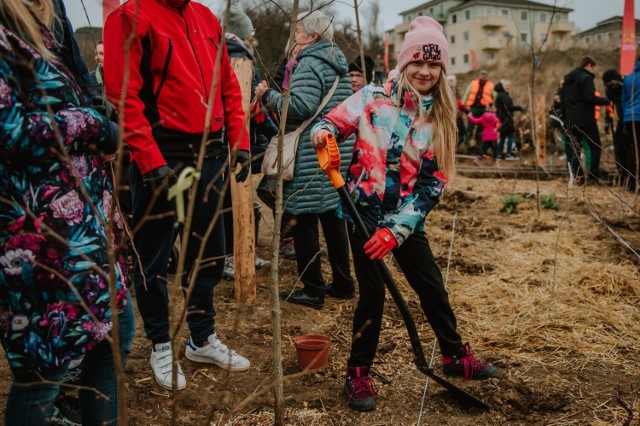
left=294, top=334, right=331, bottom=370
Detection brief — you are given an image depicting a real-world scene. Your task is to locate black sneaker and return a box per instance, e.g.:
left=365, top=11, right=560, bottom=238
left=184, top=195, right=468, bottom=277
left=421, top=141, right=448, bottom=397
left=52, top=395, right=82, bottom=426
left=442, top=343, right=497, bottom=380
left=344, top=366, right=377, bottom=411
left=280, top=289, right=324, bottom=309
left=324, top=282, right=355, bottom=299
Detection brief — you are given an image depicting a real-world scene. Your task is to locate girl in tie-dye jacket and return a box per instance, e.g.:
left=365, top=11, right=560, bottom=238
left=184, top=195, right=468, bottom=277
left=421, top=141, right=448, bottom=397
left=311, top=16, right=497, bottom=412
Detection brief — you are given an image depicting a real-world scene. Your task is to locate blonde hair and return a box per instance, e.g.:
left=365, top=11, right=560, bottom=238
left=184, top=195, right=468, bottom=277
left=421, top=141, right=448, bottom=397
left=0, top=0, right=56, bottom=60
left=394, top=68, right=456, bottom=179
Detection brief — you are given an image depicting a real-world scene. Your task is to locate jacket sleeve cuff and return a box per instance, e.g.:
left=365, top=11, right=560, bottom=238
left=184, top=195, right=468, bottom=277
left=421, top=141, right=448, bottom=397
left=98, top=120, right=119, bottom=155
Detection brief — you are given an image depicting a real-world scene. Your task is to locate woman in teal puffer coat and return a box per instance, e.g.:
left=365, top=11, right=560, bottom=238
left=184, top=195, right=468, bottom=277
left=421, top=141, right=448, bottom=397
left=256, top=10, right=355, bottom=309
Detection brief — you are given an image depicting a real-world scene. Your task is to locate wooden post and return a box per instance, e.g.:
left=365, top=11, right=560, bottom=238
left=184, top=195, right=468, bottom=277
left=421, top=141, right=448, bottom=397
left=535, top=94, right=547, bottom=167
left=230, top=58, right=256, bottom=304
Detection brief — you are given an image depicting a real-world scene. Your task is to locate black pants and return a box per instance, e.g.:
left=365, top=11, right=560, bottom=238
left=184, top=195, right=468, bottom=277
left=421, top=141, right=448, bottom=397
left=622, top=121, right=640, bottom=190
left=130, top=156, right=225, bottom=345
left=456, top=117, right=466, bottom=147
left=566, top=122, right=602, bottom=179
left=347, top=227, right=462, bottom=368
left=291, top=211, right=353, bottom=295
left=479, top=140, right=498, bottom=159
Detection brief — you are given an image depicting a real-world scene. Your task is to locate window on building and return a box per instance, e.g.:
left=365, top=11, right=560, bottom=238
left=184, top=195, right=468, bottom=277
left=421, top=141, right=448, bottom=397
left=463, top=31, right=469, bottom=41
left=430, top=8, right=433, bottom=14
left=451, top=35, right=456, bottom=44
left=419, top=12, right=423, bottom=16
left=521, top=33, right=528, bottom=42
left=501, top=9, right=509, bottom=16
left=452, top=14, right=457, bottom=23
left=585, top=36, right=590, bottom=43
left=486, top=7, right=494, bottom=16
left=451, top=57, right=456, bottom=65
left=539, top=12, right=547, bottom=22
left=487, top=52, right=494, bottom=60
left=597, top=34, right=602, bottom=42
left=503, top=31, right=511, bottom=38
left=463, top=54, right=469, bottom=64
left=608, top=32, right=612, bottom=40
left=487, top=29, right=494, bottom=36
left=465, top=10, right=471, bottom=20
left=521, top=11, right=528, bottom=20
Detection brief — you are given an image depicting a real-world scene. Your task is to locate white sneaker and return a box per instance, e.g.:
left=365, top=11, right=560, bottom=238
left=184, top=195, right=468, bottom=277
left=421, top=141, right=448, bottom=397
left=223, top=257, right=235, bottom=280
left=185, top=333, right=250, bottom=372
left=150, top=342, right=186, bottom=391
left=255, top=256, right=271, bottom=269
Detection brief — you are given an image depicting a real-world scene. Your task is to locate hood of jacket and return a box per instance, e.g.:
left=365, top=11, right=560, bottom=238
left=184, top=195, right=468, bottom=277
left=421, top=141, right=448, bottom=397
left=297, top=39, right=348, bottom=76
left=564, top=66, right=594, bottom=86
left=494, top=82, right=504, bottom=93
left=225, top=37, right=254, bottom=61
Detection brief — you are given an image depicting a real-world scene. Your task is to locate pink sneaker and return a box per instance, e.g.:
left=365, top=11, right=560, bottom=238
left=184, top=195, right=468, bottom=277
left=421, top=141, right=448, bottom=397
left=442, top=343, right=497, bottom=380
left=344, top=366, right=377, bottom=411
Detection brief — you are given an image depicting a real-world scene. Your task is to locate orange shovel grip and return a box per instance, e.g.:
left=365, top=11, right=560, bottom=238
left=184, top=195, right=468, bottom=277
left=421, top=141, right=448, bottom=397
left=316, top=133, right=345, bottom=189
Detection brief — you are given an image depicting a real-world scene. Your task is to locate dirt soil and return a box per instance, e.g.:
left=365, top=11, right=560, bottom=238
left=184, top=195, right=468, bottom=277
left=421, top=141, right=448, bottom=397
left=1, top=167, right=639, bottom=425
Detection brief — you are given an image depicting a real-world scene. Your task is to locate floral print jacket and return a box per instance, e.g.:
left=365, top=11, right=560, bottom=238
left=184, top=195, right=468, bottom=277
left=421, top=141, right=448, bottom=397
left=0, top=22, right=127, bottom=372
left=312, top=81, right=448, bottom=246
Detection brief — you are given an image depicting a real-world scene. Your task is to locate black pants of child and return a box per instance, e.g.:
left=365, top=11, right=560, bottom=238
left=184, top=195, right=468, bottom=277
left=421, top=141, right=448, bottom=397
left=346, top=227, right=462, bottom=368
left=480, top=140, right=498, bottom=160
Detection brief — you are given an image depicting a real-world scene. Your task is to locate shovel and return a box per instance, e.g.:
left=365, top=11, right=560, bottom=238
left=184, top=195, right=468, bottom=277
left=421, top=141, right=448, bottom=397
left=316, top=133, right=489, bottom=410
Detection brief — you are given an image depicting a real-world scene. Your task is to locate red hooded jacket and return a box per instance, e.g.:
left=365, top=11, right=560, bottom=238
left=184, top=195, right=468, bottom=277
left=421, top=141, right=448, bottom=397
left=104, top=0, right=248, bottom=174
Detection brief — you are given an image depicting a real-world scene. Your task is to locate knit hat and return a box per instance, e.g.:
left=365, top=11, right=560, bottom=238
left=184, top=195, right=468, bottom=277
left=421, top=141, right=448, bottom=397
left=348, top=55, right=375, bottom=83
left=603, top=69, right=623, bottom=84
left=397, top=16, right=449, bottom=73
left=227, top=5, right=254, bottom=40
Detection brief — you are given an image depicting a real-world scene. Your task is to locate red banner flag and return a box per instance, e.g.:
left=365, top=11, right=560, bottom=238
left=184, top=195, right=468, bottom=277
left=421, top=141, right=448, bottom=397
left=383, top=32, right=390, bottom=74
left=103, top=0, right=120, bottom=25
left=469, top=49, right=478, bottom=71
left=620, top=0, right=636, bottom=75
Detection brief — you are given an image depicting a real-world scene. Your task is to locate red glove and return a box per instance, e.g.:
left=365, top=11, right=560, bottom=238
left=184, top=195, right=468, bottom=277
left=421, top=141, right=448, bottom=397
left=364, top=228, right=397, bottom=260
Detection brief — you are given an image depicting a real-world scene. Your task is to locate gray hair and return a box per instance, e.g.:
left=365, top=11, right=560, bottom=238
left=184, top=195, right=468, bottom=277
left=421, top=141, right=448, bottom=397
left=297, top=10, right=334, bottom=42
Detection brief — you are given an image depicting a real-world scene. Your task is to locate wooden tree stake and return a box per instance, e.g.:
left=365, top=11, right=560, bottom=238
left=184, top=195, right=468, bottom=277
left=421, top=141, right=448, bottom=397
left=230, top=58, right=256, bottom=304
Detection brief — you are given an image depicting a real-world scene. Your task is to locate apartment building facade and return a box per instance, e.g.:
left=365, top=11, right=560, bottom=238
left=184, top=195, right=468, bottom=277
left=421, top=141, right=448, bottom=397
left=388, top=0, right=574, bottom=74
left=574, top=16, right=640, bottom=50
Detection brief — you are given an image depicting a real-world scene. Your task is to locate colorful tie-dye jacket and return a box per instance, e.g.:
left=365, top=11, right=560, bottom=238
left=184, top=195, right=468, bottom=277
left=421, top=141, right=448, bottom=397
left=0, top=22, right=127, bottom=372
left=312, top=81, right=448, bottom=246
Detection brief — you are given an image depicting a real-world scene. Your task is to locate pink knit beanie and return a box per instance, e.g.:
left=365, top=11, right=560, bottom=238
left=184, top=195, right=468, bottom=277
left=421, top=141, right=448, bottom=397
left=397, top=16, right=449, bottom=73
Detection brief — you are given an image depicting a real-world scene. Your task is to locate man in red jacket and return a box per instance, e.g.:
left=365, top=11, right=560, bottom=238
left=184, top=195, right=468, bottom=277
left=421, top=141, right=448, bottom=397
left=104, top=0, right=251, bottom=391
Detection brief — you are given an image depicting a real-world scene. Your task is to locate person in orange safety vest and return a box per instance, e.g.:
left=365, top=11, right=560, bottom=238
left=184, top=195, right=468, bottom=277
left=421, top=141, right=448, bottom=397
left=462, top=69, right=495, bottom=148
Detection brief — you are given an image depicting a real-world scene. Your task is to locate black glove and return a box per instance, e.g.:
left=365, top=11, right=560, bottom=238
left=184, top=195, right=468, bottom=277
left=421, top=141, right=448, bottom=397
left=91, top=96, right=119, bottom=123
left=142, top=165, right=176, bottom=197
left=231, top=150, right=251, bottom=183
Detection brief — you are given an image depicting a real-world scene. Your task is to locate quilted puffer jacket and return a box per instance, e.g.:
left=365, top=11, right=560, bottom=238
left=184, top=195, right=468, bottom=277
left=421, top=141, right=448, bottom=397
left=262, top=39, right=354, bottom=214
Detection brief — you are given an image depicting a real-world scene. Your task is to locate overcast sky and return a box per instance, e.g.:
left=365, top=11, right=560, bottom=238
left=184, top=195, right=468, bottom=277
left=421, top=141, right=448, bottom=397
left=67, top=0, right=637, bottom=34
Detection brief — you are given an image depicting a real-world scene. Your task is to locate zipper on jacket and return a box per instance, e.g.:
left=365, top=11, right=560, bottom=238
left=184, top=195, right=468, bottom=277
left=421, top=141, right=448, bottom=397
left=154, top=39, right=173, bottom=100
left=179, top=9, right=209, bottom=102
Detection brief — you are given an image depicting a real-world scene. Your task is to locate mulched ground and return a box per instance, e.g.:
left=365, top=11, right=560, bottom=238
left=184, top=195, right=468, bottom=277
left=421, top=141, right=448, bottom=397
left=1, top=170, right=639, bottom=425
